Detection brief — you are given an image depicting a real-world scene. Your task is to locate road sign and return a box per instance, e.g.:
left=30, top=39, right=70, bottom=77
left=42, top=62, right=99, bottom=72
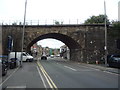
left=7, top=36, right=13, bottom=52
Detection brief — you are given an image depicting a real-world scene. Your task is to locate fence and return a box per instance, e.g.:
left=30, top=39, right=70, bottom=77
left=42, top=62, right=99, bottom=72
left=0, top=19, right=83, bottom=25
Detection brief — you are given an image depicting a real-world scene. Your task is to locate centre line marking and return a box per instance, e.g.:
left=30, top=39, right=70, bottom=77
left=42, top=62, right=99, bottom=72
left=37, top=61, right=58, bottom=90
left=36, top=66, right=47, bottom=88
left=37, top=62, right=53, bottom=89
left=64, top=66, right=77, bottom=71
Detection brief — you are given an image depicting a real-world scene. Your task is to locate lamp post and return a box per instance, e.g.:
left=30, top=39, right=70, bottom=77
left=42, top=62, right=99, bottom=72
left=118, top=1, right=120, bottom=21
left=104, top=1, right=108, bottom=66
left=20, top=0, right=27, bottom=67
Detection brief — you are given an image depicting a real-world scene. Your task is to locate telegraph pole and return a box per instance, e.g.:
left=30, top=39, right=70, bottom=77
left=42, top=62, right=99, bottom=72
left=20, top=0, right=27, bottom=67
left=119, top=1, right=120, bottom=21
left=104, top=1, right=108, bottom=66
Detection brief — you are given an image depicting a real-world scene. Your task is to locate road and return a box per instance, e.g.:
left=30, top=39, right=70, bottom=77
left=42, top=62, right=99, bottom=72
left=1, top=57, right=119, bottom=89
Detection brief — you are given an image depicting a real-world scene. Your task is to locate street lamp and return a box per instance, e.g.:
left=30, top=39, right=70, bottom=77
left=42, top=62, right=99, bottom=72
left=20, top=0, right=27, bottom=67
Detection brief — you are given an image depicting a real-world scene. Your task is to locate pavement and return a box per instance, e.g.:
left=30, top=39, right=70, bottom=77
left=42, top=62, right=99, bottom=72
left=1, top=62, right=46, bottom=89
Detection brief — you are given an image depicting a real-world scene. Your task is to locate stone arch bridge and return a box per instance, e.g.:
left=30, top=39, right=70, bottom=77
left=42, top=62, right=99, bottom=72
left=2, top=24, right=106, bottom=63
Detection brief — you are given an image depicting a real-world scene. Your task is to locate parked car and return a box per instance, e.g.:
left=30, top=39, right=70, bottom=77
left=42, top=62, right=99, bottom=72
left=41, top=56, right=47, bottom=60
left=0, top=55, right=8, bottom=76
left=107, top=54, right=120, bottom=68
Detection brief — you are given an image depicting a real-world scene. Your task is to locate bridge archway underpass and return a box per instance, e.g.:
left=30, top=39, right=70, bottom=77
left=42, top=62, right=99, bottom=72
left=27, top=33, right=82, bottom=61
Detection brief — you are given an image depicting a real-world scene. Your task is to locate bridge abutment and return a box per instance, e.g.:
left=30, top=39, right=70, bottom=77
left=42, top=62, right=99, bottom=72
left=70, top=49, right=84, bottom=62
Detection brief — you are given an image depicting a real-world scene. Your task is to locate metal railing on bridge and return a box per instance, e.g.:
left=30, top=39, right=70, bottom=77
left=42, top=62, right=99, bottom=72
left=0, top=19, right=83, bottom=25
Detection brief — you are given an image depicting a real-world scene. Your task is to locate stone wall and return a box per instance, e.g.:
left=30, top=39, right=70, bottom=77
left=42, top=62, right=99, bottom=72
left=107, top=27, right=120, bottom=55
left=2, top=25, right=23, bottom=55
left=2, top=24, right=117, bottom=63
left=0, top=25, right=2, bottom=55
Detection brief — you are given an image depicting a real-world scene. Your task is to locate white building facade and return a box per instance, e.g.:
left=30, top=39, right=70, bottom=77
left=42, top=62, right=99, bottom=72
left=60, top=45, right=70, bottom=60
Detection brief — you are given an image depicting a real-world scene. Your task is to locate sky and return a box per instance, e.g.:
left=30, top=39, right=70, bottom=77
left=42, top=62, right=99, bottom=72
left=37, top=38, right=65, bottom=48
left=0, top=0, right=119, bottom=48
left=0, top=0, right=119, bottom=23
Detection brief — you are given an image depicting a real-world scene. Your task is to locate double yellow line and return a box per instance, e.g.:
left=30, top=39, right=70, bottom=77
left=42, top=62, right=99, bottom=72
left=37, top=61, right=58, bottom=90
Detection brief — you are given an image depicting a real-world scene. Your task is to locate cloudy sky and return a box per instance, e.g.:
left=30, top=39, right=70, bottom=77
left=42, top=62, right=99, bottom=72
left=37, top=38, right=65, bottom=48
left=0, top=0, right=119, bottom=23
left=0, top=0, right=119, bottom=48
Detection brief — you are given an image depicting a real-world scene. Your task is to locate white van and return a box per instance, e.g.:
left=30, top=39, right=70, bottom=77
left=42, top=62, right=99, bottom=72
left=25, top=53, right=34, bottom=62
left=9, top=52, right=34, bottom=62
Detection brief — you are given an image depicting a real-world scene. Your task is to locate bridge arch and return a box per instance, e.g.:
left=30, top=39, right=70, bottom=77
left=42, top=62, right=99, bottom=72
left=2, top=25, right=106, bottom=62
left=26, top=33, right=82, bottom=61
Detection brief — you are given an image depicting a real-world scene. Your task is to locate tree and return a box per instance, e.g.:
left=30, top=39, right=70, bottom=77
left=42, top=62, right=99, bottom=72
left=55, top=20, right=60, bottom=25
left=84, top=14, right=110, bottom=24
left=108, top=21, right=120, bottom=38
left=12, top=22, right=17, bottom=25
left=19, top=22, right=22, bottom=25
left=54, top=20, right=64, bottom=25
left=111, top=21, right=120, bottom=29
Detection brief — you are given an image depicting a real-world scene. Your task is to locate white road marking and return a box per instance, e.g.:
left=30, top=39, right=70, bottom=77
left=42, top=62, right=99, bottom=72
left=6, top=85, right=26, bottom=88
left=0, top=67, right=19, bottom=87
left=37, top=66, right=47, bottom=88
left=78, top=63, right=119, bottom=75
left=77, top=64, right=100, bottom=71
left=37, top=62, right=58, bottom=90
left=103, top=71, right=119, bottom=76
left=64, top=66, right=77, bottom=71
